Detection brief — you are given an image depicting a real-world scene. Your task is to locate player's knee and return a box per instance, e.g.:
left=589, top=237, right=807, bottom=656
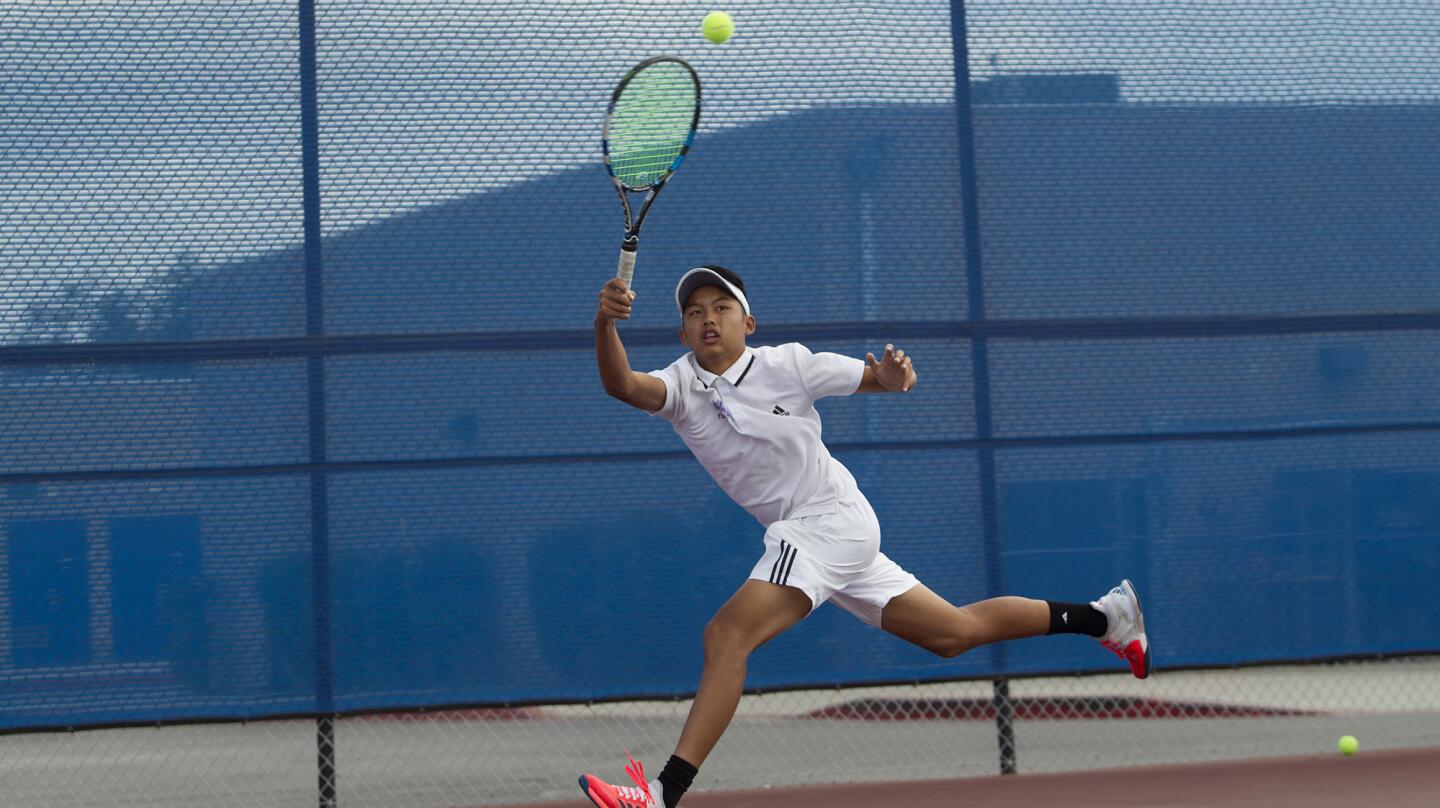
left=701, top=617, right=752, bottom=663
left=929, top=608, right=979, bottom=658
left=930, top=637, right=970, bottom=658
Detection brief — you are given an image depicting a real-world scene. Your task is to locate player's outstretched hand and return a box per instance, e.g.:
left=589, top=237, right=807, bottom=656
left=866, top=343, right=917, bottom=392
left=596, top=278, right=636, bottom=324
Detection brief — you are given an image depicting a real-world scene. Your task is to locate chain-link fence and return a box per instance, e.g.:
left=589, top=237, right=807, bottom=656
left=6, top=0, right=1440, bottom=805
left=2, top=658, right=1437, bottom=807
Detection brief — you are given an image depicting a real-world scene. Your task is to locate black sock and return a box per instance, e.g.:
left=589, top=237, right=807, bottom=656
left=1046, top=601, right=1108, bottom=638
left=656, top=755, right=698, bottom=808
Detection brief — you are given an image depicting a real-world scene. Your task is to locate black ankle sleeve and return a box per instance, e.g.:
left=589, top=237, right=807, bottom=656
left=657, top=755, right=698, bottom=808
left=1046, top=600, right=1107, bottom=638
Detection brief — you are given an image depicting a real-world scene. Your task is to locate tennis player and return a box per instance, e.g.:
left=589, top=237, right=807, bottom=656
left=580, top=266, right=1151, bottom=808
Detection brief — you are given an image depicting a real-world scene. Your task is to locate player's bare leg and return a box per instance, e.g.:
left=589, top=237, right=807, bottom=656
left=673, top=579, right=813, bottom=767
left=880, top=584, right=1049, bottom=656
left=879, top=581, right=1151, bottom=677
left=580, top=580, right=810, bottom=808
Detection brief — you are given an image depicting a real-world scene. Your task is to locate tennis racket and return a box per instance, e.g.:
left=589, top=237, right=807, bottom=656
left=603, top=56, right=701, bottom=290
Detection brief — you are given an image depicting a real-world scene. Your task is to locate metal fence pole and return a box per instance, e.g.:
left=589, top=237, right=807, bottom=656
left=949, top=0, right=1016, bottom=776
left=992, top=679, right=1018, bottom=774
left=299, top=0, right=337, bottom=805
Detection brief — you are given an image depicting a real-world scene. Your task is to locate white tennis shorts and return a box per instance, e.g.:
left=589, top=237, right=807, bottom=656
left=748, top=494, right=919, bottom=627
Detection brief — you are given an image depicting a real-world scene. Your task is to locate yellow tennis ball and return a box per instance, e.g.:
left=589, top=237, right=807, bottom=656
left=1338, top=735, right=1358, bottom=756
left=702, top=12, right=734, bottom=44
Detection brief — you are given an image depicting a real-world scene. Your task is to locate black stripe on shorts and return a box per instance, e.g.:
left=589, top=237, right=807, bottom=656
left=769, top=541, right=788, bottom=583
left=770, top=541, right=797, bottom=586
left=780, top=544, right=798, bottom=585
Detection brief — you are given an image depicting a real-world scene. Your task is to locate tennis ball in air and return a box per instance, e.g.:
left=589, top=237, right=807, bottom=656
left=702, top=12, right=734, bottom=44
left=1338, top=735, right=1359, bottom=756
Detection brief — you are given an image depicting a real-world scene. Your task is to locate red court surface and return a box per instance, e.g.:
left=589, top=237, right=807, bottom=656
left=519, top=747, right=1440, bottom=808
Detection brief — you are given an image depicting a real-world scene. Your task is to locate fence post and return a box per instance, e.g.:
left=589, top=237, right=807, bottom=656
left=298, top=0, right=336, bottom=805
left=948, top=0, right=1016, bottom=776
left=992, top=678, right=1018, bottom=774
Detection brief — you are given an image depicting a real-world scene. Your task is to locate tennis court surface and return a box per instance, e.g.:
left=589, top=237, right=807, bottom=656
left=506, top=747, right=1440, bottom=808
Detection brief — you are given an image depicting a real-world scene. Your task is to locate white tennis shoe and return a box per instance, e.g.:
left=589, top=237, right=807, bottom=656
left=1092, top=579, right=1151, bottom=679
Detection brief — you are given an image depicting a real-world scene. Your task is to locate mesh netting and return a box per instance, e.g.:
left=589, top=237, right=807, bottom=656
left=3, top=1, right=1439, bottom=805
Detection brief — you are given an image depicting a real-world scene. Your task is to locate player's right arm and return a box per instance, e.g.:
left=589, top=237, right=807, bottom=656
left=595, top=278, right=668, bottom=412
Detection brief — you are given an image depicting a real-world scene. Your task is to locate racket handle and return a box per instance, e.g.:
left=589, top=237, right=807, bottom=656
left=616, top=243, right=637, bottom=289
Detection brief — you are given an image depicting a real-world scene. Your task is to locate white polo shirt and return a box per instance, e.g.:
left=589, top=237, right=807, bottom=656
left=648, top=343, right=866, bottom=527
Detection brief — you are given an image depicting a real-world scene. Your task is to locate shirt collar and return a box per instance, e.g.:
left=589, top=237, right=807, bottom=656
left=690, top=346, right=756, bottom=389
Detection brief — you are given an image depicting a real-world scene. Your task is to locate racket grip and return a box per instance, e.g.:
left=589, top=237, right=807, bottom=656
left=616, top=244, right=637, bottom=289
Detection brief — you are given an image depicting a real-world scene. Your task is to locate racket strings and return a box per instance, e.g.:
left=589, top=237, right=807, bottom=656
left=609, top=63, right=697, bottom=188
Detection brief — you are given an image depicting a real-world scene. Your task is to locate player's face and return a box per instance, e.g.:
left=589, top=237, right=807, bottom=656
left=680, top=285, right=754, bottom=366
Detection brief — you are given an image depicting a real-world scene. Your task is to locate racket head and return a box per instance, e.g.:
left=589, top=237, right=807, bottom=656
left=603, top=56, right=701, bottom=191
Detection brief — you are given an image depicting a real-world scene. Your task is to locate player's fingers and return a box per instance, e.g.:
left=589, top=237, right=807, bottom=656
left=882, top=343, right=894, bottom=362
left=893, top=349, right=905, bottom=363
left=866, top=352, right=878, bottom=366
left=603, top=277, right=628, bottom=294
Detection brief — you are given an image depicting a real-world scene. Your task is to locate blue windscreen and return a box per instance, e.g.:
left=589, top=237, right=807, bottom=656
left=2, top=1, right=1438, bottom=730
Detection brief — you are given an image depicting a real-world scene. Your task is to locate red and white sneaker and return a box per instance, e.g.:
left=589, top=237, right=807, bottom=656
left=1092, top=579, right=1151, bottom=679
left=579, top=753, right=661, bottom=808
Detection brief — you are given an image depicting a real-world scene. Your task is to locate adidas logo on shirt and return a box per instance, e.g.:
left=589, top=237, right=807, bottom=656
left=772, top=405, right=789, bottom=416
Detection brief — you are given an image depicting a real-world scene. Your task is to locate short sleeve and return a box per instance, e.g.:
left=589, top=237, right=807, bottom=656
left=791, top=343, right=865, bottom=400
left=646, top=361, right=687, bottom=421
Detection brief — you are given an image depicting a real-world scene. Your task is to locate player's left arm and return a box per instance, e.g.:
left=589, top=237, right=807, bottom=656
left=858, top=343, right=917, bottom=393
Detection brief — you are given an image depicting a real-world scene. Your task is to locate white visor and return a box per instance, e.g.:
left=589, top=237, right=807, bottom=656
left=674, top=267, right=751, bottom=316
